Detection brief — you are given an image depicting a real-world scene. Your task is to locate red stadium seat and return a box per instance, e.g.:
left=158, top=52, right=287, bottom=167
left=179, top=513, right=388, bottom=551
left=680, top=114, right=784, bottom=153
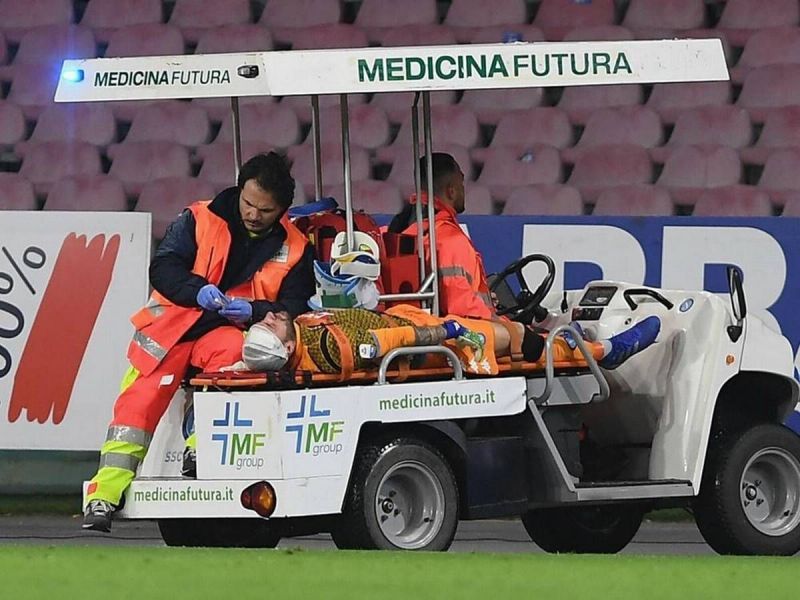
left=741, top=107, right=800, bottom=165
left=193, top=96, right=275, bottom=125
left=26, top=103, right=115, bottom=146
left=135, top=177, right=217, bottom=239
left=120, top=101, right=211, bottom=147
left=567, top=144, right=652, bottom=202
left=736, top=65, right=800, bottom=123
left=0, top=173, right=37, bottom=210
left=558, top=84, right=644, bottom=124
left=315, top=104, right=391, bottom=151
left=651, top=107, right=752, bottom=162
left=693, top=186, right=773, bottom=216
left=7, top=63, right=60, bottom=119
left=477, top=146, right=562, bottom=202
left=290, top=24, right=369, bottom=50
left=463, top=183, right=494, bottom=215
left=534, top=0, right=615, bottom=41
left=108, top=141, right=191, bottom=196
left=445, top=0, right=527, bottom=42
left=375, top=24, right=457, bottom=47
left=460, top=88, right=544, bottom=126
left=730, top=27, right=800, bottom=84
left=282, top=94, right=368, bottom=125
left=0, top=32, right=7, bottom=66
left=212, top=103, right=300, bottom=149
left=780, top=194, right=800, bottom=216
left=370, top=90, right=457, bottom=125
left=716, top=0, right=799, bottom=47
left=80, top=0, right=162, bottom=44
left=563, top=25, right=633, bottom=41
left=290, top=141, right=371, bottom=192
left=0, top=101, right=25, bottom=148
left=168, top=0, right=252, bottom=44
left=646, top=81, right=732, bottom=124
left=323, top=180, right=405, bottom=214
left=622, top=0, right=705, bottom=38
left=385, top=143, right=473, bottom=198
left=502, top=184, right=583, bottom=216
left=356, top=0, right=437, bottom=44
left=105, top=24, right=184, bottom=57
left=259, top=0, right=341, bottom=46
left=758, top=149, right=800, bottom=203
left=564, top=106, right=662, bottom=163
left=44, top=174, right=127, bottom=211
left=0, top=0, right=73, bottom=43
left=472, top=108, right=572, bottom=165
left=467, top=25, right=544, bottom=44
left=19, top=141, right=102, bottom=197
left=195, top=24, right=272, bottom=54
left=0, top=25, right=95, bottom=81
left=656, top=145, right=741, bottom=204
left=196, top=142, right=278, bottom=193
left=593, top=185, right=673, bottom=216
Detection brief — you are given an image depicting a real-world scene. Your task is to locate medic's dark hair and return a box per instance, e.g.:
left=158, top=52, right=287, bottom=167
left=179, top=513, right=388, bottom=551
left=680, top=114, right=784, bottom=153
left=237, top=151, right=295, bottom=209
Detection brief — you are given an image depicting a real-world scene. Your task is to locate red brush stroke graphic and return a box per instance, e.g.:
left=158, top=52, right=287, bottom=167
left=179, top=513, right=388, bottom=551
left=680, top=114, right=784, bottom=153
left=8, top=233, right=120, bottom=424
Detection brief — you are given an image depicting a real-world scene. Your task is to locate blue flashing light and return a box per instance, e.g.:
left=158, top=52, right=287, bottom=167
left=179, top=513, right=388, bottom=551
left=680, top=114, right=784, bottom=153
left=62, top=69, right=85, bottom=83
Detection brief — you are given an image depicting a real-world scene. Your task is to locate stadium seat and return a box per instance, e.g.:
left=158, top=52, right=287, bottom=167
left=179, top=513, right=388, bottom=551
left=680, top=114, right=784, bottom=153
left=19, top=141, right=102, bottom=197
left=259, top=0, right=341, bottom=47
left=780, top=194, right=800, bottom=216
left=502, top=184, right=583, bottom=216
left=44, top=174, right=127, bottom=211
left=467, top=25, right=544, bottom=44
left=290, top=141, right=371, bottom=193
left=7, top=63, right=61, bottom=119
left=0, top=173, right=37, bottom=210
left=534, top=0, right=615, bottom=41
left=282, top=93, right=368, bottom=125
left=323, top=180, right=405, bottom=215
left=195, top=24, right=272, bottom=54
left=120, top=101, right=211, bottom=147
left=0, top=25, right=95, bottom=81
left=758, top=149, right=800, bottom=203
left=460, top=88, right=544, bottom=126
left=558, top=84, right=644, bottom=124
left=444, top=0, right=527, bottom=42
left=564, top=106, right=662, bottom=163
left=370, top=91, right=457, bottom=125
left=693, top=186, right=774, bottom=216
left=463, top=183, right=494, bottom=215
left=646, top=81, right=732, bottom=124
left=741, top=107, right=800, bottom=165
left=168, top=0, right=252, bottom=44
left=375, top=24, right=457, bottom=47
left=135, top=177, right=217, bottom=239
left=563, top=25, right=633, bottom=42
left=105, top=24, right=185, bottom=57
left=356, top=0, right=438, bottom=44
left=472, top=108, right=572, bottom=165
left=0, top=0, right=73, bottom=43
left=477, top=146, right=562, bottom=202
left=0, top=101, right=25, bottom=148
left=716, top=0, right=799, bottom=48
left=80, top=0, right=163, bottom=44
left=108, top=141, right=191, bottom=196
left=0, top=32, right=7, bottom=66
left=656, top=145, right=742, bottom=204
left=622, top=0, right=705, bottom=39
left=315, top=104, right=391, bottom=150
left=385, top=143, right=473, bottom=198
left=196, top=142, right=278, bottom=193
left=736, top=65, right=800, bottom=123
left=26, top=103, right=115, bottom=147
left=378, top=105, right=480, bottom=164
left=212, top=103, right=300, bottom=149
left=593, top=185, right=674, bottom=216
left=730, top=27, right=800, bottom=84
left=290, top=24, right=369, bottom=50
left=567, top=145, right=652, bottom=202
left=651, top=107, right=752, bottom=162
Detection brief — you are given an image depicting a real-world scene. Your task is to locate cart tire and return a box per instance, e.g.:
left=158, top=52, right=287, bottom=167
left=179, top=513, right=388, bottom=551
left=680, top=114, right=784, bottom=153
left=522, top=504, right=645, bottom=553
left=333, top=437, right=458, bottom=551
left=694, top=423, right=800, bottom=555
left=158, top=518, right=281, bottom=548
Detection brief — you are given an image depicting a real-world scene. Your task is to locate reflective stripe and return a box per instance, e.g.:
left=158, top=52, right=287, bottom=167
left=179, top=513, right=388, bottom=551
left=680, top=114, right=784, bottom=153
left=99, top=451, right=141, bottom=472
left=132, top=330, right=167, bottom=361
left=478, top=292, right=494, bottom=308
left=106, top=425, right=152, bottom=448
left=438, top=266, right=473, bottom=285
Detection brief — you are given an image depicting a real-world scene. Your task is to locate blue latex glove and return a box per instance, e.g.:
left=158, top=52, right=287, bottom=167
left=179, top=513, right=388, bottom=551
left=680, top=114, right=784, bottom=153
left=442, top=320, right=467, bottom=340
left=219, top=298, right=253, bottom=324
left=197, top=284, right=228, bottom=311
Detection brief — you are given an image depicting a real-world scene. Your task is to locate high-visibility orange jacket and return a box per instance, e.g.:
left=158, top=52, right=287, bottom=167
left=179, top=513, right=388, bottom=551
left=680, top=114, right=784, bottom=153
left=128, top=200, right=308, bottom=376
left=403, top=194, right=496, bottom=320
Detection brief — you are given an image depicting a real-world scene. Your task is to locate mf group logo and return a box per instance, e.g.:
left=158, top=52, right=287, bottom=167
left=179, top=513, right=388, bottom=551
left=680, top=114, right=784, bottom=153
left=284, top=394, right=344, bottom=457
left=5, top=233, right=120, bottom=425
left=211, top=401, right=267, bottom=470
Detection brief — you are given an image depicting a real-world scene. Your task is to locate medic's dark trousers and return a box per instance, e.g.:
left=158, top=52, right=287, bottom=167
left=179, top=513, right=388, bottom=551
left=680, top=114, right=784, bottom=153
left=86, top=326, right=244, bottom=506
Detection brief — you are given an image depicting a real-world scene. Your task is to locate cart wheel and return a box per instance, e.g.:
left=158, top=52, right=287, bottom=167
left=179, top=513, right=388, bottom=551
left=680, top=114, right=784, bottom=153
left=333, top=437, right=458, bottom=551
left=694, top=423, right=800, bottom=555
left=522, top=504, right=645, bottom=553
left=158, top=518, right=281, bottom=548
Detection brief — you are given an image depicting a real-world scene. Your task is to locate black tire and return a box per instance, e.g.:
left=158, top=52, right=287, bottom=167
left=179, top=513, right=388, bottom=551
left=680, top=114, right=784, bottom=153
left=332, top=437, right=459, bottom=551
left=522, top=504, right=645, bottom=553
left=694, top=423, right=800, bottom=555
left=158, top=518, right=281, bottom=548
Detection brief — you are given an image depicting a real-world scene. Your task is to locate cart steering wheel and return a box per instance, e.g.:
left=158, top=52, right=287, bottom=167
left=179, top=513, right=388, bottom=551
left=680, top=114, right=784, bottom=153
left=489, top=254, right=556, bottom=323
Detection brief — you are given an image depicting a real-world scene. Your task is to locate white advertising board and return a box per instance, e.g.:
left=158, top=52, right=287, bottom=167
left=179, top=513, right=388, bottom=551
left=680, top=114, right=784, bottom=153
left=0, top=212, right=150, bottom=450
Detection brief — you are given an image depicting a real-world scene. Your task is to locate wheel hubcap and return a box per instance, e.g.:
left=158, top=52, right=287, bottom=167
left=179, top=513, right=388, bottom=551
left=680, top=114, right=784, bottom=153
left=375, top=460, right=445, bottom=549
left=739, top=447, right=800, bottom=537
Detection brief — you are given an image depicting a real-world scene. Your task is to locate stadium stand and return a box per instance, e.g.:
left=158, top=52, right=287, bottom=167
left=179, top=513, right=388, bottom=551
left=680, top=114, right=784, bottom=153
left=196, top=141, right=276, bottom=194
left=460, top=87, right=544, bottom=126
left=259, top=0, right=342, bottom=47
left=502, top=184, right=583, bottom=215
left=645, top=81, right=733, bottom=124
left=0, top=101, right=26, bottom=149
left=467, top=24, right=543, bottom=44
left=315, top=104, right=391, bottom=151
left=355, top=0, right=438, bottom=45
left=80, top=0, right=162, bottom=44
left=477, top=145, right=562, bottom=202
left=730, top=27, right=800, bottom=84
left=167, top=0, right=252, bottom=44
left=650, top=106, right=752, bottom=162
left=44, top=174, right=127, bottom=211
left=758, top=149, right=800, bottom=204
left=558, top=84, right=644, bottom=124
left=563, top=106, right=663, bottom=162
left=534, top=0, right=616, bottom=41
left=19, top=140, right=102, bottom=197
left=386, top=143, right=473, bottom=198
left=0, top=0, right=73, bottom=43
left=108, top=141, right=191, bottom=196
left=693, top=185, right=774, bottom=216
left=740, top=107, right=800, bottom=165
left=736, top=64, right=800, bottom=122
left=289, top=141, right=371, bottom=198
left=322, top=179, right=405, bottom=214
left=656, top=145, right=742, bottom=204
left=715, top=0, right=799, bottom=47
left=444, top=0, right=527, bottom=42
left=370, top=90, right=457, bottom=125
left=135, top=177, right=217, bottom=239
left=7, top=63, right=62, bottom=119
left=211, top=103, right=300, bottom=149
left=0, top=172, right=37, bottom=210
left=622, top=0, right=705, bottom=39
left=24, top=103, right=115, bottom=147
left=593, top=185, right=674, bottom=216
left=120, top=101, right=211, bottom=147
left=568, top=145, right=653, bottom=202
left=0, top=25, right=95, bottom=82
